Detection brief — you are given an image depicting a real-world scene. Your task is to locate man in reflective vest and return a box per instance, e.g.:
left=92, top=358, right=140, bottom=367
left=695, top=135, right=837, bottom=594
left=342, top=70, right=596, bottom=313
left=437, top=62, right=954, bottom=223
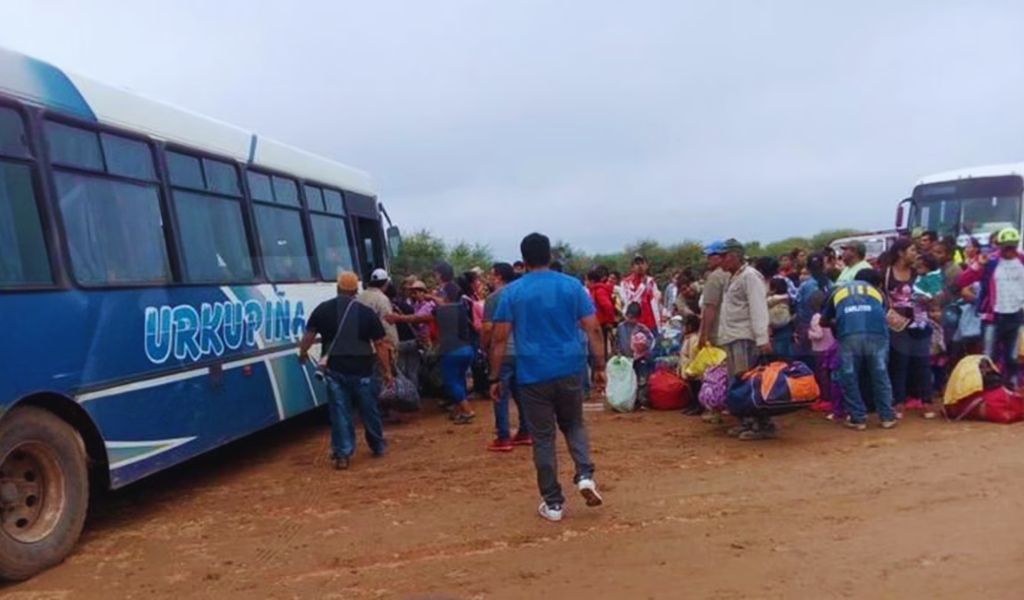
left=820, top=269, right=898, bottom=431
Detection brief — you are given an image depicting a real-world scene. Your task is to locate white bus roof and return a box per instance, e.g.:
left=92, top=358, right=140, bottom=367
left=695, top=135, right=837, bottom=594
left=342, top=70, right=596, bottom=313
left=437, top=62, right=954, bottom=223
left=0, top=47, right=375, bottom=196
left=917, top=163, right=1024, bottom=186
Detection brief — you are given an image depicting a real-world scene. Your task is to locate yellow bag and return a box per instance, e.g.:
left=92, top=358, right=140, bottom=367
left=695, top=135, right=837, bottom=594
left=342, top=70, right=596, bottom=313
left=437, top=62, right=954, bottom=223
left=683, top=346, right=727, bottom=379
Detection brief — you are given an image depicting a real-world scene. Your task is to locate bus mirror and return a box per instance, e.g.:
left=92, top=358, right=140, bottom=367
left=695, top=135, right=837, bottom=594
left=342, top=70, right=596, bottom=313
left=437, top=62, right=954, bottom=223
left=895, top=197, right=912, bottom=230
left=386, top=226, right=402, bottom=257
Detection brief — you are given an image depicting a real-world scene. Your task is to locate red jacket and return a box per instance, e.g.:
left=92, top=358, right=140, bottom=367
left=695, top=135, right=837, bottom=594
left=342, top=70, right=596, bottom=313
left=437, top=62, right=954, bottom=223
left=588, top=281, right=617, bottom=326
left=621, top=274, right=660, bottom=330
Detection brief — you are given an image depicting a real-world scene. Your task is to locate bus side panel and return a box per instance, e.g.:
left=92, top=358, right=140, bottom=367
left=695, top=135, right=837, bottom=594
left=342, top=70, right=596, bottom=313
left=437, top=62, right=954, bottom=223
left=88, top=356, right=320, bottom=488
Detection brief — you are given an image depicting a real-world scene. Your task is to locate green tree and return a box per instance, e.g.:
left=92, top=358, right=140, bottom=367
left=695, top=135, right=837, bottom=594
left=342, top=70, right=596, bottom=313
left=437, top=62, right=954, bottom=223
left=447, top=241, right=494, bottom=275
left=391, top=229, right=446, bottom=278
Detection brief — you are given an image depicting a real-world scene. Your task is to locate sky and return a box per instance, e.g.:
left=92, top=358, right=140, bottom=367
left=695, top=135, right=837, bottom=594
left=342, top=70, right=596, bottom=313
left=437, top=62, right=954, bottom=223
left=5, top=0, right=1024, bottom=259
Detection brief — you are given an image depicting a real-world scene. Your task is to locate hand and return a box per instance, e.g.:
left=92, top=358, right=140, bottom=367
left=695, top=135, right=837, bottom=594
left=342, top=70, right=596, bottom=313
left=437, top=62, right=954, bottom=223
left=593, top=369, right=607, bottom=389
left=979, top=252, right=989, bottom=266
left=489, top=382, right=501, bottom=400
left=382, top=371, right=395, bottom=387
left=298, top=352, right=308, bottom=365
left=384, top=313, right=402, bottom=324
left=758, top=343, right=773, bottom=355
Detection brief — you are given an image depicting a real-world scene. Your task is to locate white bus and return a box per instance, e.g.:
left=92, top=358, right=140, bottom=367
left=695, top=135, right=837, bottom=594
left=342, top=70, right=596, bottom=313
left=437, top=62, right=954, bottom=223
left=896, top=163, right=1024, bottom=247
left=0, top=45, right=398, bottom=579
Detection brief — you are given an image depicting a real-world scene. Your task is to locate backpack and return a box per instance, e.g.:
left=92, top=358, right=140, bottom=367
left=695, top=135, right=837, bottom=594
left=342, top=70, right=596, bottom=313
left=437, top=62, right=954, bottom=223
left=769, top=303, right=792, bottom=328
left=726, top=361, right=819, bottom=418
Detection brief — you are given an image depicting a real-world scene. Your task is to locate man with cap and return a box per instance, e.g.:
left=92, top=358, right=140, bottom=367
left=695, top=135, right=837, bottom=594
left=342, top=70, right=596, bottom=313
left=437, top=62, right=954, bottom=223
left=837, top=241, right=871, bottom=284
left=698, top=240, right=729, bottom=349
left=717, top=239, right=773, bottom=440
left=957, top=226, right=1024, bottom=386
left=299, top=272, right=393, bottom=470
left=358, top=268, right=399, bottom=351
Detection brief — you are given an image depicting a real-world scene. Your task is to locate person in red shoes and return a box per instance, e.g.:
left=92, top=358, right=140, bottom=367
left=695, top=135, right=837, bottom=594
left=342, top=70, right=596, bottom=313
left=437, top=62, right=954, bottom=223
left=481, top=262, right=531, bottom=451
left=620, top=255, right=662, bottom=335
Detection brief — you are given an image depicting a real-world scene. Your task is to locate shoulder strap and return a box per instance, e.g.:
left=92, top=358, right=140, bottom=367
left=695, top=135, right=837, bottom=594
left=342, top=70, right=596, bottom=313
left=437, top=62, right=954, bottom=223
left=324, top=297, right=357, bottom=358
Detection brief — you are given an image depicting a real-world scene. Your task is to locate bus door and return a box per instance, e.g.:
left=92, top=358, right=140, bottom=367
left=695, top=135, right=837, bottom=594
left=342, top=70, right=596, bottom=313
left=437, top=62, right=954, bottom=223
left=344, top=191, right=386, bottom=281
left=355, top=216, right=385, bottom=281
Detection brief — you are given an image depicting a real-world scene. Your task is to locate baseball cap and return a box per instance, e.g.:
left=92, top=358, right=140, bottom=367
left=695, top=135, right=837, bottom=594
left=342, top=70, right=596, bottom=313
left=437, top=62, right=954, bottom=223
left=336, top=271, right=360, bottom=292
left=369, top=268, right=389, bottom=283
left=721, top=239, right=745, bottom=255
left=703, top=240, right=726, bottom=255
left=842, top=240, right=867, bottom=256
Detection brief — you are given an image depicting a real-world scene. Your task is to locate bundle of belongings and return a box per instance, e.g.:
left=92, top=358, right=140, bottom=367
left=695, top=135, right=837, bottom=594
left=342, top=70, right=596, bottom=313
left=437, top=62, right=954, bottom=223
left=943, top=355, right=1023, bottom=424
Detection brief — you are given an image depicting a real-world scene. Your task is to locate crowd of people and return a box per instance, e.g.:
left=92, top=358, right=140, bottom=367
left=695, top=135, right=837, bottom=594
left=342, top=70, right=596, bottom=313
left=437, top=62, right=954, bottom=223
left=299, top=226, right=1024, bottom=521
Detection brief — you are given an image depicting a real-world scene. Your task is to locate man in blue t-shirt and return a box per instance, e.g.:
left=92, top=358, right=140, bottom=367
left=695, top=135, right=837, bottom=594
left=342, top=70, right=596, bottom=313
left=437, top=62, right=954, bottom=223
left=820, top=268, right=898, bottom=430
left=490, top=233, right=607, bottom=523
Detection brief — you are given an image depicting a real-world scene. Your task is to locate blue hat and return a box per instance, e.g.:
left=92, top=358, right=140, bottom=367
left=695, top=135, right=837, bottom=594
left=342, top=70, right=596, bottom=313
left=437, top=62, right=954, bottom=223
left=703, top=240, right=726, bottom=255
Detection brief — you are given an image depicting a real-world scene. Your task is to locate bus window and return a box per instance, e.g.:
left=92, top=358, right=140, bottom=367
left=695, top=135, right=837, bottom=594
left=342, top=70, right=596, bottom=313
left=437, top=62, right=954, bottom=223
left=253, top=204, right=312, bottom=281
left=101, top=134, right=155, bottom=180
left=0, top=163, right=50, bottom=286
left=167, top=151, right=252, bottom=283
left=47, top=121, right=169, bottom=285
left=0, top=106, right=50, bottom=287
left=271, top=176, right=299, bottom=207
left=54, top=173, right=168, bottom=284
left=310, top=213, right=355, bottom=281
left=0, top=108, right=31, bottom=158
left=304, top=184, right=324, bottom=212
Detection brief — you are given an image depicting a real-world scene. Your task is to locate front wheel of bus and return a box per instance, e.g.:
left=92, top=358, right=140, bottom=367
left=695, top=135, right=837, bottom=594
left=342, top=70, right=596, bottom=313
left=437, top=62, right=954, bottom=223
left=0, top=406, right=89, bottom=581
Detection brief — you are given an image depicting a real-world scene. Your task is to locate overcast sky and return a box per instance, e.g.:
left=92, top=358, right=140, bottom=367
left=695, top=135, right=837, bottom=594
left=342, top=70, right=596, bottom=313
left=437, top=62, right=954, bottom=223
left=5, top=0, right=1024, bottom=259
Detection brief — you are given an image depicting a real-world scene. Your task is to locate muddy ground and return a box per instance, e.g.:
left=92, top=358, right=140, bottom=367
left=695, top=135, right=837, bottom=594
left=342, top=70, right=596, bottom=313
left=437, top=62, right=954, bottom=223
left=5, top=400, right=1024, bottom=600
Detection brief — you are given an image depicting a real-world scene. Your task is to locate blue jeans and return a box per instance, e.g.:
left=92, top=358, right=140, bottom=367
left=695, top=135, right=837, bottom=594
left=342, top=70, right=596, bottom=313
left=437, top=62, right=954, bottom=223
left=839, top=334, right=896, bottom=423
left=495, top=360, right=529, bottom=440
left=984, top=311, right=1023, bottom=385
left=441, top=345, right=475, bottom=402
left=325, top=373, right=385, bottom=458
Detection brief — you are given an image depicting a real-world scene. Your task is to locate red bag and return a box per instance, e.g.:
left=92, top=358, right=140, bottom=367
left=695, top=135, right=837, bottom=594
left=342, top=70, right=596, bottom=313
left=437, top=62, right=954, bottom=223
left=647, top=370, right=690, bottom=410
left=944, top=387, right=1024, bottom=424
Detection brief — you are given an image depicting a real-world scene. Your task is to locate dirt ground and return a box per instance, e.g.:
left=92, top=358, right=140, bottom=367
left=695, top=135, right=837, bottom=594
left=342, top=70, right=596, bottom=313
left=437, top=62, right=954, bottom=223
left=5, top=400, right=1024, bottom=600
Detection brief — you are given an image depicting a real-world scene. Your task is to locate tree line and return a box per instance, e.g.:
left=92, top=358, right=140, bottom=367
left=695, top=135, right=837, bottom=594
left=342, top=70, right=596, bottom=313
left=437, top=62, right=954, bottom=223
left=391, top=228, right=862, bottom=282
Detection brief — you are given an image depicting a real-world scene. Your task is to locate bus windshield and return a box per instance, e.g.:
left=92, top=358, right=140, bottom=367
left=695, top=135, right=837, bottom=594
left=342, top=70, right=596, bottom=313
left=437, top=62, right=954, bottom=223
left=911, top=176, right=1023, bottom=239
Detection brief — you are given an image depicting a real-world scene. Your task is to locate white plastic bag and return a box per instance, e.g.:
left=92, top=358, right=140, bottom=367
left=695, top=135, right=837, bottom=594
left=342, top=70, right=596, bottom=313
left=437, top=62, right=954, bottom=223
left=606, top=356, right=637, bottom=412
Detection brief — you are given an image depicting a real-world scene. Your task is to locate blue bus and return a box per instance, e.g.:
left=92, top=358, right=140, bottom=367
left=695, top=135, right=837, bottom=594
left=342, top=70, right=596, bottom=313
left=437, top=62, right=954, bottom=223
left=0, top=47, right=399, bottom=579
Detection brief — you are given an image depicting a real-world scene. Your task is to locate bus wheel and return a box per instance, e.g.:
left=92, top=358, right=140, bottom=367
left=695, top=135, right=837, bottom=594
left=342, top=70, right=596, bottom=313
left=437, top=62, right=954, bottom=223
left=0, top=406, right=89, bottom=581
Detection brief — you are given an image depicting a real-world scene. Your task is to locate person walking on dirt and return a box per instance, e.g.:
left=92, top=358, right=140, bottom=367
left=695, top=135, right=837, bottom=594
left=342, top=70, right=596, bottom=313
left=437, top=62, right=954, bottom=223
left=489, top=233, right=608, bottom=523
left=299, top=271, right=393, bottom=471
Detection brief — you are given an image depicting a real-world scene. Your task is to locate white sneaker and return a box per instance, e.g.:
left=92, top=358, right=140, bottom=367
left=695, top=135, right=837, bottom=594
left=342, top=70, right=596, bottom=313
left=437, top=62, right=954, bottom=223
left=577, top=478, right=603, bottom=507
left=538, top=501, right=563, bottom=522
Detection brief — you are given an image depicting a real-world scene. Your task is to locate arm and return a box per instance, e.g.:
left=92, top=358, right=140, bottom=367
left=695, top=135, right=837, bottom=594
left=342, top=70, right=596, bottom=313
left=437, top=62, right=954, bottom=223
left=298, top=329, right=317, bottom=363
left=581, top=315, right=607, bottom=388
left=488, top=322, right=511, bottom=377
left=808, top=313, right=824, bottom=341
left=480, top=319, right=494, bottom=355
left=374, top=340, right=393, bottom=384
left=698, top=304, right=717, bottom=347
left=749, top=276, right=771, bottom=348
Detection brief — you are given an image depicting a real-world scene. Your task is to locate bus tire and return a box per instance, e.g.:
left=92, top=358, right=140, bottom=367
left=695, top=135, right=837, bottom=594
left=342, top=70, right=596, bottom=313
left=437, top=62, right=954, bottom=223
left=0, top=406, right=89, bottom=581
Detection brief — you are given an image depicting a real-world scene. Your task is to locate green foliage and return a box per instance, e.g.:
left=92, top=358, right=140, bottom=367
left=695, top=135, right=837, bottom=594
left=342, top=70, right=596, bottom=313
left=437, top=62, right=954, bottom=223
left=392, top=228, right=863, bottom=283
left=392, top=229, right=494, bottom=280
